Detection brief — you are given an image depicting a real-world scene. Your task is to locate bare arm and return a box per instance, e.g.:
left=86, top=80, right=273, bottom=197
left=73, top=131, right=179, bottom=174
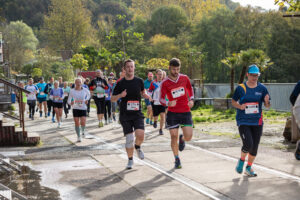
left=232, top=99, right=246, bottom=110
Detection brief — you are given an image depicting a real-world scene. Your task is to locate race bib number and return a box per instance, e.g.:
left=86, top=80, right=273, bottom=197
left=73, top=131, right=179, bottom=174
left=54, top=96, right=61, bottom=101
left=245, top=102, right=259, bottom=114
left=40, top=92, right=45, bottom=95
left=27, top=93, right=35, bottom=98
left=97, top=93, right=104, bottom=98
left=63, top=92, right=68, bottom=97
left=127, top=101, right=139, bottom=111
left=74, top=100, right=84, bottom=107
left=171, top=87, right=185, bottom=98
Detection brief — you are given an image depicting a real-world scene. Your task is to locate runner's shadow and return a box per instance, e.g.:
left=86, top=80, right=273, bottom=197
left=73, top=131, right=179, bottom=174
left=227, top=177, right=249, bottom=199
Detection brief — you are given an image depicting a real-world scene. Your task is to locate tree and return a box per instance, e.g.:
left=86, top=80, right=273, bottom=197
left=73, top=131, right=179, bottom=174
left=3, top=21, right=38, bottom=72
left=149, top=5, right=189, bottom=38
left=150, top=34, right=180, bottom=60
left=146, top=58, right=169, bottom=70
left=32, top=68, right=42, bottom=78
left=43, top=0, right=93, bottom=52
left=221, top=54, right=238, bottom=96
left=275, top=0, right=300, bottom=11
left=70, top=53, right=89, bottom=72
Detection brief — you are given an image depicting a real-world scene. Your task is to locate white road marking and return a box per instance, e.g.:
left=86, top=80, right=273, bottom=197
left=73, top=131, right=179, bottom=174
left=194, top=139, right=222, bottom=143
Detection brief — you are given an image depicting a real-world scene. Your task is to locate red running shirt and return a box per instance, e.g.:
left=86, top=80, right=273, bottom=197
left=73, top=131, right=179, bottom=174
left=159, top=74, right=194, bottom=113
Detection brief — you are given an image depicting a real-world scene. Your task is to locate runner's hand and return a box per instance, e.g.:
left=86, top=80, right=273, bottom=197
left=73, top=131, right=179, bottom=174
left=168, top=100, right=177, bottom=107
left=85, top=100, right=88, bottom=105
left=264, top=94, right=270, bottom=104
left=188, top=100, right=194, bottom=108
left=121, top=89, right=127, bottom=98
left=239, top=104, right=246, bottom=110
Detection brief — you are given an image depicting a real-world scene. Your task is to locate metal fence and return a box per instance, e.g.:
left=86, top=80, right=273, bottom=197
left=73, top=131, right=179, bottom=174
left=194, top=83, right=297, bottom=111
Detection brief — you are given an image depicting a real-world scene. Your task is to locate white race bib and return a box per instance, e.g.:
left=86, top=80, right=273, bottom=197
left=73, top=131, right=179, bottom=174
left=97, top=93, right=104, bottom=98
left=75, top=100, right=84, bottom=107
left=171, top=87, right=185, bottom=98
left=40, top=92, right=45, bottom=95
left=63, top=92, right=68, bottom=97
left=127, top=101, right=139, bottom=111
left=245, top=102, right=259, bottom=114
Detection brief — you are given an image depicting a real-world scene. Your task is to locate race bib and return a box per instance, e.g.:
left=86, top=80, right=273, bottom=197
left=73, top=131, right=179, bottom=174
left=127, top=101, right=139, bottom=111
left=40, top=92, right=45, bottom=95
left=245, top=102, right=259, bottom=114
left=63, top=92, right=68, bottom=97
left=27, top=93, right=35, bottom=98
left=54, top=96, right=61, bottom=101
left=171, top=87, right=185, bottom=98
left=74, top=100, right=84, bottom=107
left=97, top=93, right=104, bottom=98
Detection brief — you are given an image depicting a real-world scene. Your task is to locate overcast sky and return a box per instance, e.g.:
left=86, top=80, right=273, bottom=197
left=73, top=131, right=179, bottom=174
left=231, top=0, right=281, bottom=10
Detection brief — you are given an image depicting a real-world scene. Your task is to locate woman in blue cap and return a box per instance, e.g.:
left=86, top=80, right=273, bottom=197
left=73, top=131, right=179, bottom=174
left=232, top=64, right=271, bottom=177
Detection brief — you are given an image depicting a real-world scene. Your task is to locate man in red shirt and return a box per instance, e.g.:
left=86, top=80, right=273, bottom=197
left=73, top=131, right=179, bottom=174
left=159, top=58, right=194, bottom=169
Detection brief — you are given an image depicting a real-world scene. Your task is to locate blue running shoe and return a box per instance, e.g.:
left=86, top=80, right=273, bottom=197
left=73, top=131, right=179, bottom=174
left=235, top=159, right=245, bottom=174
left=179, top=134, right=185, bottom=151
left=146, top=118, right=150, bottom=124
left=40, top=111, right=42, bottom=117
left=150, top=121, right=153, bottom=125
left=175, top=158, right=182, bottom=169
left=48, top=111, right=50, bottom=117
left=52, top=117, right=55, bottom=123
left=245, top=166, right=257, bottom=177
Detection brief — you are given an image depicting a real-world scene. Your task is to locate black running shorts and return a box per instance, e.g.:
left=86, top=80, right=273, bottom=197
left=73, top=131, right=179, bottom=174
left=53, top=102, right=63, bottom=108
left=73, top=109, right=87, bottom=118
left=120, top=114, right=145, bottom=135
left=152, top=104, right=166, bottom=117
left=166, top=111, right=193, bottom=129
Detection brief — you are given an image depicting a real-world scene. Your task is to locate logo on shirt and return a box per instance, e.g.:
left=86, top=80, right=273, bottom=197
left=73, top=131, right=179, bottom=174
left=255, top=92, right=262, bottom=96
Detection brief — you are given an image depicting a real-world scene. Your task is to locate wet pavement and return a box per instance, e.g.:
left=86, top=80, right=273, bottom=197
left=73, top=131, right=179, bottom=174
left=0, top=108, right=299, bottom=200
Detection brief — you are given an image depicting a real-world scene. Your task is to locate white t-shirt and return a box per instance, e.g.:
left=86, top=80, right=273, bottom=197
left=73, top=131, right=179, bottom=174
left=25, top=85, right=39, bottom=100
left=67, top=88, right=91, bottom=110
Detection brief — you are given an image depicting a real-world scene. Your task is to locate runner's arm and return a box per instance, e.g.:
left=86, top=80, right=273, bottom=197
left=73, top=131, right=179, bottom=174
left=159, top=83, right=167, bottom=106
left=67, top=90, right=73, bottom=105
left=186, top=77, right=194, bottom=100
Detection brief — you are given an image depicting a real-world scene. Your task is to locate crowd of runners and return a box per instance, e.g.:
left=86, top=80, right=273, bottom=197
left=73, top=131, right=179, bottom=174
left=15, top=58, right=300, bottom=174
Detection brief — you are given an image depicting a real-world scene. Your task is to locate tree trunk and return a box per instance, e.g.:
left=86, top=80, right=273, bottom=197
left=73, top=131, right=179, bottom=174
left=230, top=68, right=235, bottom=95
left=238, top=65, right=247, bottom=84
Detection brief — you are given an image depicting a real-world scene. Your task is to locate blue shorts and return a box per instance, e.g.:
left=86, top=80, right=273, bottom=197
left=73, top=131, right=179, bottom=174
left=37, top=97, right=47, bottom=103
left=144, top=99, right=151, bottom=106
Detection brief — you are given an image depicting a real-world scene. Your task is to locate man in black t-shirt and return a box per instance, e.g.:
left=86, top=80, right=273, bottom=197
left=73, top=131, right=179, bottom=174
left=112, top=59, right=151, bottom=169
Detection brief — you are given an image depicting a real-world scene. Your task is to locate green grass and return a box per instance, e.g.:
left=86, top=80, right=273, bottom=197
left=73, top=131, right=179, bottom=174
left=191, top=105, right=290, bottom=124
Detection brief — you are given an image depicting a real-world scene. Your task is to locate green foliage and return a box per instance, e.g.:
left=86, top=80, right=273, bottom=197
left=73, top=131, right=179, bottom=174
left=149, top=5, right=189, bottom=38
left=146, top=58, right=169, bottom=70
left=32, top=68, right=42, bottom=78
left=70, top=54, right=89, bottom=71
left=3, top=21, right=38, bottom=72
left=275, top=0, right=300, bottom=11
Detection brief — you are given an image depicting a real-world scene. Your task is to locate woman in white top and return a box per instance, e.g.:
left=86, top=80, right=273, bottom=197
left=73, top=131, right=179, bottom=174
left=68, top=78, right=90, bottom=142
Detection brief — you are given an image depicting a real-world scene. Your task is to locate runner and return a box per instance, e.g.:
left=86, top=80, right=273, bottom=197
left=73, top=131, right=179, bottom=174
left=50, top=81, right=64, bottom=128
left=232, top=65, right=271, bottom=177
left=83, top=78, right=91, bottom=117
left=68, top=78, right=90, bottom=142
left=45, top=77, right=56, bottom=122
left=110, top=76, right=118, bottom=121
left=36, top=77, right=48, bottom=118
left=17, top=81, right=27, bottom=116
left=159, top=58, right=194, bottom=169
left=148, top=69, right=165, bottom=135
left=89, top=69, right=109, bottom=127
left=144, top=72, right=154, bottom=125
left=25, top=78, right=39, bottom=120
left=111, top=59, right=151, bottom=169
left=104, top=77, right=113, bottom=124
left=63, top=82, right=71, bottom=118
left=58, top=77, right=64, bottom=88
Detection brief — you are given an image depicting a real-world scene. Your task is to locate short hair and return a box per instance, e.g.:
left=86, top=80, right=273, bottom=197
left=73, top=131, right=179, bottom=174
left=75, top=78, right=82, bottom=83
left=156, top=69, right=163, bottom=73
left=28, top=78, right=33, bottom=81
left=123, top=59, right=134, bottom=67
left=169, top=58, right=181, bottom=67
left=54, top=80, right=59, bottom=84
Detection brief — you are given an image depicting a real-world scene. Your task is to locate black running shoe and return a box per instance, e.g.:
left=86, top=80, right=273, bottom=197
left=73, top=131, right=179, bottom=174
left=295, top=141, right=300, bottom=160
left=179, top=134, right=185, bottom=151
left=175, top=158, right=182, bottom=169
left=153, top=121, right=157, bottom=128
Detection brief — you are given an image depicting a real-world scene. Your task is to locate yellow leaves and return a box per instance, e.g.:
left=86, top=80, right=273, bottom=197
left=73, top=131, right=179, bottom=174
left=146, top=58, right=169, bottom=69
left=151, top=34, right=175, bottom=45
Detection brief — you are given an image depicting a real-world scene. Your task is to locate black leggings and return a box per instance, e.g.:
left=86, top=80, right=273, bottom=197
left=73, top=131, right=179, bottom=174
left=27, top=100, right=36, bottom=116
left=238, top=125, right=263, bottom=156
left=93, top=97, right=105, bottom=114
left=104, top=100, right=111, bottom=120
left=47, top=100, right=55, bottom=117
left=63, top=97, right=70, bottom=115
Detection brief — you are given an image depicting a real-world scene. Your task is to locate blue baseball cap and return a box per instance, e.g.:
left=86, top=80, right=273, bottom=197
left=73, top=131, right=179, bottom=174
left=248, top=64, right=260, bottom=75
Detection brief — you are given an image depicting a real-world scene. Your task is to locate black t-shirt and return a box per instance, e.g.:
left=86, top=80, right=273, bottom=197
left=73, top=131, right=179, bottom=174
left=113, top=76, right=144, bottom=118
left=89, top=77, right=108, bottom=96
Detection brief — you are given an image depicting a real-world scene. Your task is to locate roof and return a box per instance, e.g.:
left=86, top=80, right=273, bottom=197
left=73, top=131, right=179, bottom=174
left=77, top=71, right=97, bottom=79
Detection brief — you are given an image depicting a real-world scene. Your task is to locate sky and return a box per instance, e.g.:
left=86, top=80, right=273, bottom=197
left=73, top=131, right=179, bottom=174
left=231, top=0, right=281, bottom=10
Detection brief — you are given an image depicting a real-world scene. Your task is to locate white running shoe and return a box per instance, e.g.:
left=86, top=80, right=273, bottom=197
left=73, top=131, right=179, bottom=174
left=109, top=118, right=112, bottom=123
left=77, top=136, right=81, bottom=142
left=136, top=148, right=144, bottom=160
left=126, top=160, right=133, bottom=169
left=82, top=133, right=85, bottom=138
left=58, top=122, right=61, bottom=128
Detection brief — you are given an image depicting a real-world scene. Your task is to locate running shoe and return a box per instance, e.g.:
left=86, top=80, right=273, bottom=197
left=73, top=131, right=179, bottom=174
left=47, top=111, right=50, bottom=117
left=36, top=108, right=39, bottom=112
left=109, top=118, right=112, bottom=123
left=113, top=115, right=116, bottom=121
left=235, top=159, right=245, bottom=174
left=245, top=166, right=257, bottom=177
left=45, top=113, right=47, bottom=118
left=179, top=134, right=185, bottom=151
left=58, top=122, right=61, bottom=128
left=126, top=160, right=133, bottom=169
left=65, top=114, right=68, bottom=118
left=150, top=121, right=153, bottom=125
left=39, top=111, right=42, bottom=117
left=31, top=116, right=34, bottom=120
left=77, top=136, right=81, bottom=142
left=98, top=121, right=104, bottom=127
left=175, top=158, right=182, bottom=169
left=82, top=133, right=85, bottom=138
left=136, top=148, right=144, bottom=160
left=146, top=118, right=150, bottom=124
left=29, top=114, right=32, bottom=119
left=153, top=121, right=157, bottom=128
left=52, top=117, right=55, bottom=123
left=159, top=129, right=164, bottom=135
left=295, top=140, right=300, bottom=160
left=105, top=120, right=108, bottom=125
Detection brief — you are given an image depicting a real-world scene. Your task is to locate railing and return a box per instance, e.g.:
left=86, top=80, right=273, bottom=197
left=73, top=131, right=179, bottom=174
left=0, top=78, right=30, bottom=137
